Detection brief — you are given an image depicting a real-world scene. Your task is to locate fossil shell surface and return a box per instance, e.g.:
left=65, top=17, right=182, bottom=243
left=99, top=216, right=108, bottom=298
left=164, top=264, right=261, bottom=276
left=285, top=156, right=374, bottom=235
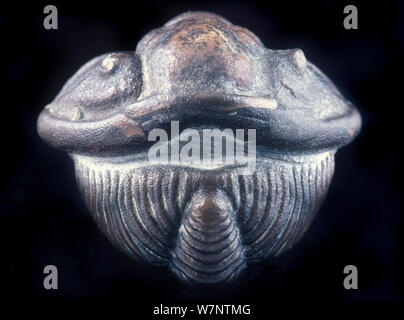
left=37, top=12, right=361, bottom=283
left=74, top=153, right=334, bottom=283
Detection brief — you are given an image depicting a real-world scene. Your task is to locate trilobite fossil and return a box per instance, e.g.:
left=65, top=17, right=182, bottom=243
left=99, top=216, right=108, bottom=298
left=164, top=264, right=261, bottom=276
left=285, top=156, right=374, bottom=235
left=37, top=12, right=361, bottom=284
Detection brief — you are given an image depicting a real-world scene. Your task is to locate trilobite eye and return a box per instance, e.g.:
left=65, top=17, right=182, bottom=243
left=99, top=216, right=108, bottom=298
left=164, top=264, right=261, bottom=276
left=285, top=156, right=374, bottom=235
left=99, top=54, right=120, bottom=74
left=43, top=52, right=143, bottom=123
left=290, top=49, right=307, bottom=72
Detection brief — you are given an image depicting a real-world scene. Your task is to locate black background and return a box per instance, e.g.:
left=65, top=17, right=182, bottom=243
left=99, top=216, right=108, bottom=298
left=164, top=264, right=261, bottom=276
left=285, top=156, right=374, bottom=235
left=1, top=0, right=403, bottom=315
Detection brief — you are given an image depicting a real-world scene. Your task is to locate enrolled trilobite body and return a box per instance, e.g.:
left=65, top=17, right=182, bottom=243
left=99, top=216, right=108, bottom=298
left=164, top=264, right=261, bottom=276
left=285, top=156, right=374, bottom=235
left=37, top=12, right=361, bottom=283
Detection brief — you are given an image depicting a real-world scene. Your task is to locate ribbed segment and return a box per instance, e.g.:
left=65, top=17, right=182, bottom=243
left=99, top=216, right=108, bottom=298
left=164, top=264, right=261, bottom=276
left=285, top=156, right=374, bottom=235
left=73, top=151, right=335, bottom=283
left=238, top=153, right=335, bottom=260
left=170, top=190, right=245, bottom=283
left=75, top=164, right=182, bottom=264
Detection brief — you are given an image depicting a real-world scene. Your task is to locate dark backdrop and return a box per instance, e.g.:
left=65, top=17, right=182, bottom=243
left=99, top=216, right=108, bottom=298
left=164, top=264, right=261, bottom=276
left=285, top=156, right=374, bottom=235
left=1, top=0, right=403, bottom=314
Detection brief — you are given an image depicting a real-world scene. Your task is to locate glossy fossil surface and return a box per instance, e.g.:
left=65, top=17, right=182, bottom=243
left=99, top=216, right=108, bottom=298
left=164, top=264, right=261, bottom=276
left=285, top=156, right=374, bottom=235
left=37, top=11, right=361, bottom=283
